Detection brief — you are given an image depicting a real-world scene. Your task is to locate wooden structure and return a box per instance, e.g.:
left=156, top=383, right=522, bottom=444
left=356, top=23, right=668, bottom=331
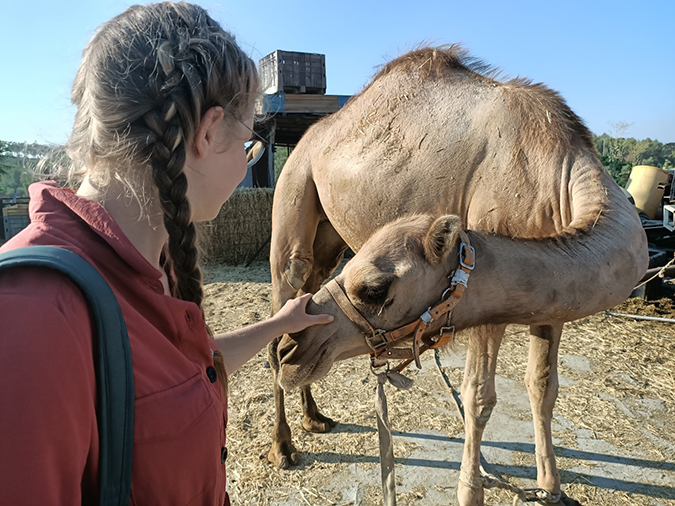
left=0, top=198, right=30, bottom=241
left=242, top=93, right=351, bottom=188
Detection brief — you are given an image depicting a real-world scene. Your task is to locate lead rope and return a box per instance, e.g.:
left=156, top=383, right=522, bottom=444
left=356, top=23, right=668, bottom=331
left=434, top=349, right=563, bottom=505
left=372, top=365, right=414, bottom=506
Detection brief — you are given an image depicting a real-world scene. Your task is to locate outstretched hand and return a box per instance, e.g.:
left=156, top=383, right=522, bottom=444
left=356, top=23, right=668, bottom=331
left=274, top=293, right=334, bottom=335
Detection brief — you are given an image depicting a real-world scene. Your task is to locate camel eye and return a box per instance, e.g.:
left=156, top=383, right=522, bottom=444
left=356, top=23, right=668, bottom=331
left=357, top=283, right=390, bottom=305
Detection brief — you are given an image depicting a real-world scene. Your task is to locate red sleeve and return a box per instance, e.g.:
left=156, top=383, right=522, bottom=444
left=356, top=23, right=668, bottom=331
left=0, top=269, right=98, bottom=505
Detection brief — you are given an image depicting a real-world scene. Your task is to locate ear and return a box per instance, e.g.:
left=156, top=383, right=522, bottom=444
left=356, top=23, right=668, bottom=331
left=423, top=215, right=463, bottom=265
left=193, top=106, right=225, bottom=159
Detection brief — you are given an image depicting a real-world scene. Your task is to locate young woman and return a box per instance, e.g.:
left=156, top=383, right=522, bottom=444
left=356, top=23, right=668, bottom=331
left=0, top=3, right=331, bottom=504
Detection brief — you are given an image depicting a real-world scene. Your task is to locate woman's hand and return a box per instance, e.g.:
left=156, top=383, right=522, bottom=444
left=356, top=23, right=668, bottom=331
left=273, top=293, right=333, bottom=335
left=214, top=293, right=334, bottom=374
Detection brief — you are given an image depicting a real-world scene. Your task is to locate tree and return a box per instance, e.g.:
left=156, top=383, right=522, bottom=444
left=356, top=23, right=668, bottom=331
left=0, top=141, right=11, bottom=177
left=0, top=140, right=42, bottom=198
left=592, top=132, right=674, bottom=188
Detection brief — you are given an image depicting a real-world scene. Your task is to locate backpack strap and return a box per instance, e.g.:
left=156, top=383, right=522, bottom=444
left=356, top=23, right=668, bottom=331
left=0, top=245, right=134, bottom=506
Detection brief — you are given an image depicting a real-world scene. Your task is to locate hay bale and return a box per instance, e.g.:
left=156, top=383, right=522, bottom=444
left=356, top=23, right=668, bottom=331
left=200, top=188, right=274, bottom=265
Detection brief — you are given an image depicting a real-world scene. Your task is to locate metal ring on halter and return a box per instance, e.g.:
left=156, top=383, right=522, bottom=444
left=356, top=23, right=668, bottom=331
left=370, top=356, right=390, bottom=373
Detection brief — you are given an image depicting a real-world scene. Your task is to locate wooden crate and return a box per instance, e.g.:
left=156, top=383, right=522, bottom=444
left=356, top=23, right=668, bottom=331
left=3, top=204, right=29, bottom=216
left=259, top=50, right=326, bottom=95
left=3, top=215, right=30, bottom=240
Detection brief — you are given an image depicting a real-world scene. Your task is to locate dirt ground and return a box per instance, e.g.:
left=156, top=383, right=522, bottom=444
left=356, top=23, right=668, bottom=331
left=202, top=262, right=675, bottom=506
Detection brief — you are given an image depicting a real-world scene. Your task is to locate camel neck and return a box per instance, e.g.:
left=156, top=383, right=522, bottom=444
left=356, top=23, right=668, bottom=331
left=451, top=209, right=647, bottom=329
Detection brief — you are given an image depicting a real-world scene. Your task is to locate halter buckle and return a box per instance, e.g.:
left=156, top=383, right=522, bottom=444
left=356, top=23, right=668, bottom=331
left=459, top=243, right=475, bottom=270
left=365, top=329, right=388, bottom=352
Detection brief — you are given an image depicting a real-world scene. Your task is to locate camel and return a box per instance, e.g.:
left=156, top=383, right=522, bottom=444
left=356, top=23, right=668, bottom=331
left=266, top=45, right=648, bottom=505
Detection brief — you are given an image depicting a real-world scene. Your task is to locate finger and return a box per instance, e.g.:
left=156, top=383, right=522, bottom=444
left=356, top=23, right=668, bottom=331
left=313, top=313, right=334, bottom=325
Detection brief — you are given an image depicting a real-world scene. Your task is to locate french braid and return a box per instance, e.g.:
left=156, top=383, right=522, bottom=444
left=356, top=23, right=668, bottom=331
left=143, top=55, right=201, bottom=305
left=62, top=2, right=260, bottom=395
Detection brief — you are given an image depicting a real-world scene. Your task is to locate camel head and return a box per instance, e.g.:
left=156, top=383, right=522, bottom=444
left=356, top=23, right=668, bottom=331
left=278, top=214, right=467, bottom=390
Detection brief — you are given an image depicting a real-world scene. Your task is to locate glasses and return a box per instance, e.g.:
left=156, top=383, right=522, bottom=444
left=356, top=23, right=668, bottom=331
left=240, top=120, right=269, bottom=167
left=244, top=125, right=269, bottom=146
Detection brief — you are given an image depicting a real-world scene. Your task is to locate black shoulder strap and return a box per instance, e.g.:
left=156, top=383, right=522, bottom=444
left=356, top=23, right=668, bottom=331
left=0, top=245, right=134, bottom=506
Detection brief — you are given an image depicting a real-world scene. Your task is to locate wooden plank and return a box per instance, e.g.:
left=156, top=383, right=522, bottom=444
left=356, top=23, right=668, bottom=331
left=3, top=204, right=29, bottom=216
left=283, top=95, right=339, bottom=114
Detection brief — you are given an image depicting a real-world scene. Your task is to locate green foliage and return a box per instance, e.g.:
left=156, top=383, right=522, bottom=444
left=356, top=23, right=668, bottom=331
left=0, top=141, right=50, bottom=199
left=0, top=141, right=11, bottom=177
left=0, top=163, right=36, bottom=199
left=274, top=145, right=293, bottom=183
left=592, top=134, right=675, bottom=187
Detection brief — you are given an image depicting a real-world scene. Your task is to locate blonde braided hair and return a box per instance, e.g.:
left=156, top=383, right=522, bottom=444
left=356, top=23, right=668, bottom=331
left=64, top=2, right=260, bottom=394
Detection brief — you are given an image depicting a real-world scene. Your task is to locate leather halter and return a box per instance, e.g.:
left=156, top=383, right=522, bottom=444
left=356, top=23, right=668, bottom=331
left=325, top=230, right=475, bottom=373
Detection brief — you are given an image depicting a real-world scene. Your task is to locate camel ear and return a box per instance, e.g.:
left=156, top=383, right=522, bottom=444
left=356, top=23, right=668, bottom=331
left=423, top=215, right=463, bottom=265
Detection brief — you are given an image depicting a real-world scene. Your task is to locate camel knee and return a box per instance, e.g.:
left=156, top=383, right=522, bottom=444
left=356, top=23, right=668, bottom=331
left=468, top=398, right=497, bottom=426
left=525, top=369, right=559, bottom=411
left=462, top=382, right=497, bottom=426
left=283, top=256, right=312, bottom=291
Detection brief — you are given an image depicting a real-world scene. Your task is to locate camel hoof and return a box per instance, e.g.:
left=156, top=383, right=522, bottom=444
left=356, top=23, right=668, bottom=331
left=538, top=490, right=582, bottom=506
left=267, top=442, right=300, bottom=469
left=302, top=412, right=337, bottom=433
left=558, top=491, right=582, bottom=506
left=456, top=480, right=484, bottom=506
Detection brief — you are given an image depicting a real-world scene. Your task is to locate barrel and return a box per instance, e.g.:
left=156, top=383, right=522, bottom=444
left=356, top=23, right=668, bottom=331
left=625, top=165, right=670, bottom=219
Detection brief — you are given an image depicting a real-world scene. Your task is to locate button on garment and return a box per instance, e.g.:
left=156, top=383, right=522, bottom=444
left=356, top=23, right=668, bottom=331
left=207, top=366, right=218, bottom=383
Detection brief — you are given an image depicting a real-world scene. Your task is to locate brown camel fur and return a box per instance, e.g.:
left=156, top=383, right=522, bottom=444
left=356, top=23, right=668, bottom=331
left=267, top=45, right=648, bottom=506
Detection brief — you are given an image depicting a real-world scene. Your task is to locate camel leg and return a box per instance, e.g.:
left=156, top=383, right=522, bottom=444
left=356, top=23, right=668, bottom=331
left=300, top=219, right=348, bottom=433
left=267, top=168, right=321, bottom=469
left=268, top=169, right=347, bottom=466
left=300, top=386, right=336, bottom=432
left=527, top=324, right=581, bottom=506
left=457, top=324, right=505, bottom=506
left=267, top=336, right=299, bottom=469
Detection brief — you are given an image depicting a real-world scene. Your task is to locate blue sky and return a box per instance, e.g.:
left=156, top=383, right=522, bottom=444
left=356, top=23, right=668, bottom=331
left=1, top=0, right=673, bottom=145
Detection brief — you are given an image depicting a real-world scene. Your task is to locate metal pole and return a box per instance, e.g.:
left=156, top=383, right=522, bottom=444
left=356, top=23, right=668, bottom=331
left=604, top=311, right=675, bottom=323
